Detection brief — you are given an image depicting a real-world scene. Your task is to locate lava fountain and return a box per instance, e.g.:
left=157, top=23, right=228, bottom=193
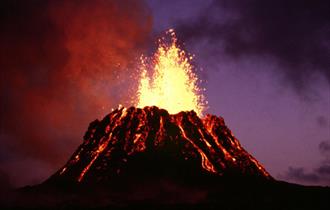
left=47, top=29, right=271, bottom=185
left=136, top=29, right=206, bottom=116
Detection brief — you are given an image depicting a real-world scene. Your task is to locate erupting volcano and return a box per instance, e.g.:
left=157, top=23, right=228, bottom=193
left=48, top=106, right=271, bottom=185
left=45, top=30, right=270, bottom=185
left=9, top=29, right=328, bottom=210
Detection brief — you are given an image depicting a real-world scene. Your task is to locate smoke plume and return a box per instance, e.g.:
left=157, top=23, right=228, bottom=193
left=176, top=0, right=330, bottom=94
left=0, top=0, right=152, bottom=186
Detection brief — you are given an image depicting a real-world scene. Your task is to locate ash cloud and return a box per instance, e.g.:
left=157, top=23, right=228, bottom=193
left=280, top=141, right=330, bottom=186
left=316, top=164, right=330, bottom=176
left=284, top=167, right=320, bottom=183
left=282, top=164, right=330, bottom=186
left=176, top=0, right=330, bottom=93
left=319, top=141, right=330, bottom=155
left=316, top=116, right=329, bottom=128
left=0, top=0, right=152, bottom=187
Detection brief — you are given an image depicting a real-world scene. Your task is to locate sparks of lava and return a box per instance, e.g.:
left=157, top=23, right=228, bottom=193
left=137, top=29, right=206, bottom=116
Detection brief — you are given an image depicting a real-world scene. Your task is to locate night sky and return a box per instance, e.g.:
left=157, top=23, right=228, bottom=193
left=0, top=0, right=329, bottom=188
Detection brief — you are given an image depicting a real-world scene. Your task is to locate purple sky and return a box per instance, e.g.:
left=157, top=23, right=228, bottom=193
left=147, top=0, right=330, bottom=186
left=0, top=0, right=329, bottom=187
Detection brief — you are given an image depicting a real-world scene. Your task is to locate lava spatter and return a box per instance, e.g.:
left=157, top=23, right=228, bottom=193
left=137, top=29, right=206, bottom=116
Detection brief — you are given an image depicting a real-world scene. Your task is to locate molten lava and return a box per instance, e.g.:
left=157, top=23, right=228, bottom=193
left=50, top=106, right=271, bottom=184
left=137, top=29, right=206, bottom=116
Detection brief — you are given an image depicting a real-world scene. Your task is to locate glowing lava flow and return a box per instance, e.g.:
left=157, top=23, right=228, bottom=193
left=137, top=29, right=206, bottom=116
left=53, top=106, right=272, bottom=184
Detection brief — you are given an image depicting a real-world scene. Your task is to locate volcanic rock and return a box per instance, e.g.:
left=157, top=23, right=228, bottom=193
left=4, top=106, right=330, bottom=210
left=46, top=106, right=271, bottom=185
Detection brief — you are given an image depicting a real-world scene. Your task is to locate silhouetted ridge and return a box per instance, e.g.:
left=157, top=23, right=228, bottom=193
left=46, top=106, right=271, bottom=185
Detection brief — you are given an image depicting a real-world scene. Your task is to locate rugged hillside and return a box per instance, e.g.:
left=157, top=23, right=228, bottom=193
left=4, top=106, right=329, bottom=209
left=46, top=106, right=271, bottom=185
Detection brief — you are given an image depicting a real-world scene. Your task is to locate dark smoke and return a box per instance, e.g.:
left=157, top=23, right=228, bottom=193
left=319, top=141, right=330, bottom=155
left=316, top=116, right=329, bottom=128
left=0, top=0, right=152, bottom=187
left=281, top=141, right=330, bottom=185
left=176, top=0, right=330, bottom=94
left=283, top=167, right=320, bottom=183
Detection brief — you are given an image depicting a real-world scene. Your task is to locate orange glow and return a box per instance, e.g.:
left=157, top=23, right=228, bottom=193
left=177, top=124, right=216, bottom=173
left=55, top=106, right=272, bottom=183
left=78, top=133, right=112, bottom=182
left=137, top=29, right=206, bottom=116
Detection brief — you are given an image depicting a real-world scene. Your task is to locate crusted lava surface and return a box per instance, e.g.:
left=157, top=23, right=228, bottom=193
left=46, top=106, right=271, bottom=186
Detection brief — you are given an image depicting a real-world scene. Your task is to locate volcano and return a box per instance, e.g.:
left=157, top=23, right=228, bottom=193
left=3, top=31, right=329, bottom=209
left=4, top=106, right=330, bottom=209
left=47, top=106, right=271, bottom=184
left=43, top=31, right=274, bottom=190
